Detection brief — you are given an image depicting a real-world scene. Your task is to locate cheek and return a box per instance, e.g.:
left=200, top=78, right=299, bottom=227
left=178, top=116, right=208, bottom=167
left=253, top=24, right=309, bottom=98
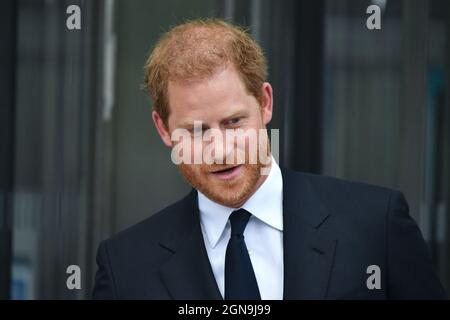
left=180, top=163, right=206, bottom=178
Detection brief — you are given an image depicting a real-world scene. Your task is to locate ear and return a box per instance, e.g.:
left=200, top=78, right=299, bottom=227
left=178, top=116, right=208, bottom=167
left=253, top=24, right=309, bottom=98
left=152, top=111, right=173, bottom=147
left=260, top=82, right=273, bottom=125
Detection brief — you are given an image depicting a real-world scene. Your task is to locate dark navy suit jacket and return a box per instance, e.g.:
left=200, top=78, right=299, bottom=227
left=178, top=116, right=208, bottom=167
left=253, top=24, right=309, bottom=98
left=93, top=168, right=447, bottom=299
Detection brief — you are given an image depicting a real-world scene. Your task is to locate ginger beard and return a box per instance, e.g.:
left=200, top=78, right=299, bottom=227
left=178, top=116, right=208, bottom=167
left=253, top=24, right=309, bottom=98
left=177, top=128, right=271, bottom=208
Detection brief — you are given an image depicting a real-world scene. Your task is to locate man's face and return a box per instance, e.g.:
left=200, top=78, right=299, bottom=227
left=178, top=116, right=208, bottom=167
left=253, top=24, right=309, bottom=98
left=153, top=65, right=273, bottom=208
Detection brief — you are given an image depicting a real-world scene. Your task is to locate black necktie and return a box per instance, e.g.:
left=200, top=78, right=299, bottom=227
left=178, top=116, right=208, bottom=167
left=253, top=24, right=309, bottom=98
left=225, top=209, right=261, bottom=300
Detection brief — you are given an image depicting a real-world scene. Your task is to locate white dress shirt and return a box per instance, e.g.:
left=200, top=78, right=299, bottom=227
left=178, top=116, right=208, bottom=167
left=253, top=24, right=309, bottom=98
left=198, top=157, right=284, bottom=300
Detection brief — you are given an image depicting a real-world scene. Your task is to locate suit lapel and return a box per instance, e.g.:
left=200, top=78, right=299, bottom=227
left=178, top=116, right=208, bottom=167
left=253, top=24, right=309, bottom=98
left=158, top=190, right=222, bottom=300
left=281, top=168, right=338, bottom=299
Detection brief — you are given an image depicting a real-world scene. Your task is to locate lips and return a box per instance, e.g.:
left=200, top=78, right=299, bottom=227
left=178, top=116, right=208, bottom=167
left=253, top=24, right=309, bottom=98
left=210, top=165, right=242, bottom=180
left=211, top=165, right=238, bottom=173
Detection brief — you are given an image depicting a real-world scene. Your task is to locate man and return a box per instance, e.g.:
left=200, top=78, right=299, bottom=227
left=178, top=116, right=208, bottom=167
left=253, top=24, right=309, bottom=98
left=93, top=19, right=446, bottom=299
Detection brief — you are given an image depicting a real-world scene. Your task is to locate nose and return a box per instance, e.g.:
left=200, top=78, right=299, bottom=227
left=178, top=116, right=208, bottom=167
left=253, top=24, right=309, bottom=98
left=203, top=128, right=236, bottom=165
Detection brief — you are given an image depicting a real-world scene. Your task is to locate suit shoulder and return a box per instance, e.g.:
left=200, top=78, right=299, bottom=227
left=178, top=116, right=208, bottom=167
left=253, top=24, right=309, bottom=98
left=283, top=168, right=398, bottom=214
left=300, top=171, right=394, bottom=196
left=102, top=190, right=194, bottom=251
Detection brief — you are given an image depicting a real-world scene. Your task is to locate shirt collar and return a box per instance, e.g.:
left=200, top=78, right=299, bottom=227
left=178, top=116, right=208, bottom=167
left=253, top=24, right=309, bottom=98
left=198, top=156, right=284, bottom=248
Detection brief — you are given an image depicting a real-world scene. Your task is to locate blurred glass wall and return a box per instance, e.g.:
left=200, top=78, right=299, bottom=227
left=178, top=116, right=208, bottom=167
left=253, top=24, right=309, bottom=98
left=321, top=0, right=450, bottom=289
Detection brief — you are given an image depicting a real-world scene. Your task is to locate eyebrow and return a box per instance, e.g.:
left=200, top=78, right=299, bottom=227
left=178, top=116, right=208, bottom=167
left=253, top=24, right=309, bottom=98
left=177, top=108, right=249, bottom=130
left=221, top=110, right=248, bottom=123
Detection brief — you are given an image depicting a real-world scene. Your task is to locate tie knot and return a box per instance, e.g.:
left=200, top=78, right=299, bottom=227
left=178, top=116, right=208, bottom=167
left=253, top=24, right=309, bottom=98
left=229, top=209, right=251, bottom=236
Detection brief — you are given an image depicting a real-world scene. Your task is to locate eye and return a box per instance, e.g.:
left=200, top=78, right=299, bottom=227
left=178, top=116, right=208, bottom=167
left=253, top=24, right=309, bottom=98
left=227, top=118, right=241, bottom=125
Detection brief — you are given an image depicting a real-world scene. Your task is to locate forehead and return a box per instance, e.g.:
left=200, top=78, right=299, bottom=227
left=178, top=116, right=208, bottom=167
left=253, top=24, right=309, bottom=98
left=167, top=66, right=251, bottom=126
